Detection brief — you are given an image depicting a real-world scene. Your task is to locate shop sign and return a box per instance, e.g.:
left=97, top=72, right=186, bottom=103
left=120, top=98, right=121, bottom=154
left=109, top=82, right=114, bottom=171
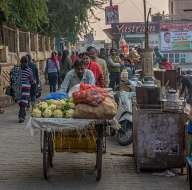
left=112, top=22, right=160, bottom=34
left=105, top=5, right=119, bottom=25
left=160, top=23, right=192, bottom=32
left=160, top=31, right=192, bottom=51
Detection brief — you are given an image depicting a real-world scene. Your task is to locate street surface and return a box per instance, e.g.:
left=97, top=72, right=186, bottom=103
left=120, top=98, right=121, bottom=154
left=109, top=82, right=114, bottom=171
left=0, top=104, right=188, bottom=190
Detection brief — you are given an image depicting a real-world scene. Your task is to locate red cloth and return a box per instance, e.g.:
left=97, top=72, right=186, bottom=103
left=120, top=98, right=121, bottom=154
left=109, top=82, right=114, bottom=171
left=57, top=55, right=62, bottom=63
left=87, top=61, right=105, bottom=88
left=71, top=55, right=78, bottom=64
left=161, top=61, right=173, bottom=70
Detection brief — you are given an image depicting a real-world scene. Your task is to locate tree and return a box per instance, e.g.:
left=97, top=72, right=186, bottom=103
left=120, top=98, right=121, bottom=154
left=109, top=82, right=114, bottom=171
left=0, top=0, right=9, bottom=19
left=0, top=0, right=49, bottom=32
left=0, top=0, right=108, bottom=40
left=48, top=0, right=108, bottom=41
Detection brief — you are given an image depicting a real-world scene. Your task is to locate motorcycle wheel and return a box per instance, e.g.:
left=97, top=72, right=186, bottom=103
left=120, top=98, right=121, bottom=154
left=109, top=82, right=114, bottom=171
left=117, top=120, right=133, bottom=146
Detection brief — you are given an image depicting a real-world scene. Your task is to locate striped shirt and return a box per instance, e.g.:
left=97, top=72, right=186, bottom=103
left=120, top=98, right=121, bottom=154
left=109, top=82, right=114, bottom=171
left=18, top=67, right=34, bottom=105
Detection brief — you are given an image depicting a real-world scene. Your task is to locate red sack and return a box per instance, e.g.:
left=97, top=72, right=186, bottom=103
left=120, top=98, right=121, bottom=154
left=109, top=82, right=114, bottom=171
left=80, top=83, right=107, bottom=95
left=73, top=85, right=107, bottom=106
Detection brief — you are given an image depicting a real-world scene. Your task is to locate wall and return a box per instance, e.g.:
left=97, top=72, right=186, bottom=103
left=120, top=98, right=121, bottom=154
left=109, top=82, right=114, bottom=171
left=0, top=25, right=55, bottom=97
left=169, top=0, right=192, bottom=20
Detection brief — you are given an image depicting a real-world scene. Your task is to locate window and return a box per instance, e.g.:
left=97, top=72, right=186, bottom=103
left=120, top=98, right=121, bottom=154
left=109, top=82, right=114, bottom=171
left=175, top=54, right=180, bottom=63
left=163, top=54, right=168, bottom=59
left=180, top=54, right=186, bottom=63
left=169, top=53, right=174, bottom=63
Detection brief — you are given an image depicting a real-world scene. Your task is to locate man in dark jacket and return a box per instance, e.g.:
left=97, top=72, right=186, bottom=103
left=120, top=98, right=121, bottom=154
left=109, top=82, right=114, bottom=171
left=26, top=54, right=39, bottom=107
left=59, top=50, right=72, bottom=85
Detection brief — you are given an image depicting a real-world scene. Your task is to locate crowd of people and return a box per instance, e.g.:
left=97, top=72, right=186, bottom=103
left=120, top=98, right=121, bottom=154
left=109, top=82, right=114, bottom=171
left=4, top=45, right=174, bottom=122
left=44, top=46, right=126, bottom=94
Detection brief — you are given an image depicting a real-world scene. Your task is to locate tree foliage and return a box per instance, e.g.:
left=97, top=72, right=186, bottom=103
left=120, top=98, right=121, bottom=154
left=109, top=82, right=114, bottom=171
left=0, top=0, right=48, bottom=32
left=0, top=0, right=108, bottom=40
left=48, top=0, right=108, bottom=37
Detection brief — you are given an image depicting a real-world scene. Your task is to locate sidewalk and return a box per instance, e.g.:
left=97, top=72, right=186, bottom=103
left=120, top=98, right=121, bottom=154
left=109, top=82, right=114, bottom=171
left=0, top=104, right=188, bottom=190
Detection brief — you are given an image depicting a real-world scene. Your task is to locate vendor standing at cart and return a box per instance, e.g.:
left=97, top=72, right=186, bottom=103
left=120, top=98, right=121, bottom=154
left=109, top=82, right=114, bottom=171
left=61, top=60, right=95, bottom=93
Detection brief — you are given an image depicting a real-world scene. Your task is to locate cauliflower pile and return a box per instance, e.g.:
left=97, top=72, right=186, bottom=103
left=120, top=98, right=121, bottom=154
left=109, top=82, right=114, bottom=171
left=32, top=99, right=75, bottom=118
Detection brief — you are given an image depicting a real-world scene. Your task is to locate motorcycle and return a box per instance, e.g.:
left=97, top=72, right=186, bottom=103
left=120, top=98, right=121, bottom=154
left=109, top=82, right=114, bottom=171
left=110, top=72, right=140, bottom=146
left=112, top=90, right=136, bottom=146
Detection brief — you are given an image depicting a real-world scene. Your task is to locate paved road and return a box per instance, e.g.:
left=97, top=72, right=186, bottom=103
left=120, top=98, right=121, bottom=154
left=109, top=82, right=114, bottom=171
left=0, top=105, right=188, bottom=190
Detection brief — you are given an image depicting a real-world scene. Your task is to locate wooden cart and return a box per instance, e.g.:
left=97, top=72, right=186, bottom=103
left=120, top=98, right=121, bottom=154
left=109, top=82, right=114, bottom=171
left=28, top=118, right=108, bottom=181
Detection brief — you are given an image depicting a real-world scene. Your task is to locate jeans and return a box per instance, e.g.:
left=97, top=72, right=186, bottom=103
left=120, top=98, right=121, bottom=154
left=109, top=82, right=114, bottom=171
left=109, top=72, right=121, bottom=90
left=48, top=72, right=58, bottom=92
left=18, top=103, right=26, bottom=120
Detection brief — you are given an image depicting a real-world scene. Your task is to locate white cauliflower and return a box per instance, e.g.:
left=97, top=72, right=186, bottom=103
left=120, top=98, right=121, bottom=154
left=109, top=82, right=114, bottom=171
left=32, top=108, right=42, bottom=118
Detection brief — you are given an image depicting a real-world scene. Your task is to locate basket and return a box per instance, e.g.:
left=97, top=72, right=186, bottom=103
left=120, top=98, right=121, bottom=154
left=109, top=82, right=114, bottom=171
left=54, top=128, right=96, bottom=153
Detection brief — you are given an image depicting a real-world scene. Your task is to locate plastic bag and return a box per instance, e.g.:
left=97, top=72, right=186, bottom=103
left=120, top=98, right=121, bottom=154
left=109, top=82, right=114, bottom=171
left=43, top=92, right=68, bottom=100
left=72, top=83, right=107, bottom=106
left=73, top=96, right=117, bottom=119
left=68, top=84, right=80, bottom=98
left=73, top=88, right=107, bottom=106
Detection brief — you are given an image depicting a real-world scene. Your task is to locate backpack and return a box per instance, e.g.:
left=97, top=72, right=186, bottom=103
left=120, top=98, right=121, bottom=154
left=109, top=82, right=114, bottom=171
left=10, top=65, right=22, bottom=101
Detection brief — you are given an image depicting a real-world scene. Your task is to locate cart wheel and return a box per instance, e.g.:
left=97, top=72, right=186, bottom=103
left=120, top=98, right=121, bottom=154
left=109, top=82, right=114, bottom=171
left=43, top=131, right=50, bottom=179
left=96, top=138, right=102, bottom=181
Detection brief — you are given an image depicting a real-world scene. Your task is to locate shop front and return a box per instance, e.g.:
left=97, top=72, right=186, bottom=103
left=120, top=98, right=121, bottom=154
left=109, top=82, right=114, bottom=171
left=104, top=22, right=160, bottom=49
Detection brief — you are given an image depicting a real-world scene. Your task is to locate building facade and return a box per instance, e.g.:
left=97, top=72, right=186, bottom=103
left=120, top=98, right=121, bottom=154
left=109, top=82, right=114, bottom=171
left=104, top=22, right=160, bottom=49
left=169, top=0, right=192, bottom=20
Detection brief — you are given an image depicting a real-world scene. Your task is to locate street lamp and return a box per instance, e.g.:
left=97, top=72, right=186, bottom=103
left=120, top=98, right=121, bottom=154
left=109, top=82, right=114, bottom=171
left=142, top=0, right=155, bottom=86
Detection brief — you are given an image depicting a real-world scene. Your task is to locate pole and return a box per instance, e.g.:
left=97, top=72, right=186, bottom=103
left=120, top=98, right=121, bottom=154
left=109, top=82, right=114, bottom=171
left=143, top=0, right=147, bottom=49
left=146, top=8, right=152, bottom=49
left=110, top=0, right=114, bottom=48
left=143, top=0, right=154, bottom=82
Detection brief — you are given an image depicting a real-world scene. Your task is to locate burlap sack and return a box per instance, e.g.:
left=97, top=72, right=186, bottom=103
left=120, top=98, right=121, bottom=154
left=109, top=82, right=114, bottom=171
left=73, top=97, right=117, bottom=119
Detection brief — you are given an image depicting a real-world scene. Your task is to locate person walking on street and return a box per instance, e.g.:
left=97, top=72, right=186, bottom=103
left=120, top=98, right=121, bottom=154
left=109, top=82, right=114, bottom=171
left=18, top=56, right=34, bottom=123
left=57, top=51, right=62, bottom=89
left=59, top=50, right=72, bottom=89
left=71, top=51, right=78, bottom=65
left=45, top=52, right=60, bottom=92
left=26, top=54, right=39, bottom=107
left=87, top=47, right=109, bottom=87
left=83, top=52, right=105, bottom=88
left=99, top=48, right=108, bottom=62
left=108, top=48, right=122, bottom=90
